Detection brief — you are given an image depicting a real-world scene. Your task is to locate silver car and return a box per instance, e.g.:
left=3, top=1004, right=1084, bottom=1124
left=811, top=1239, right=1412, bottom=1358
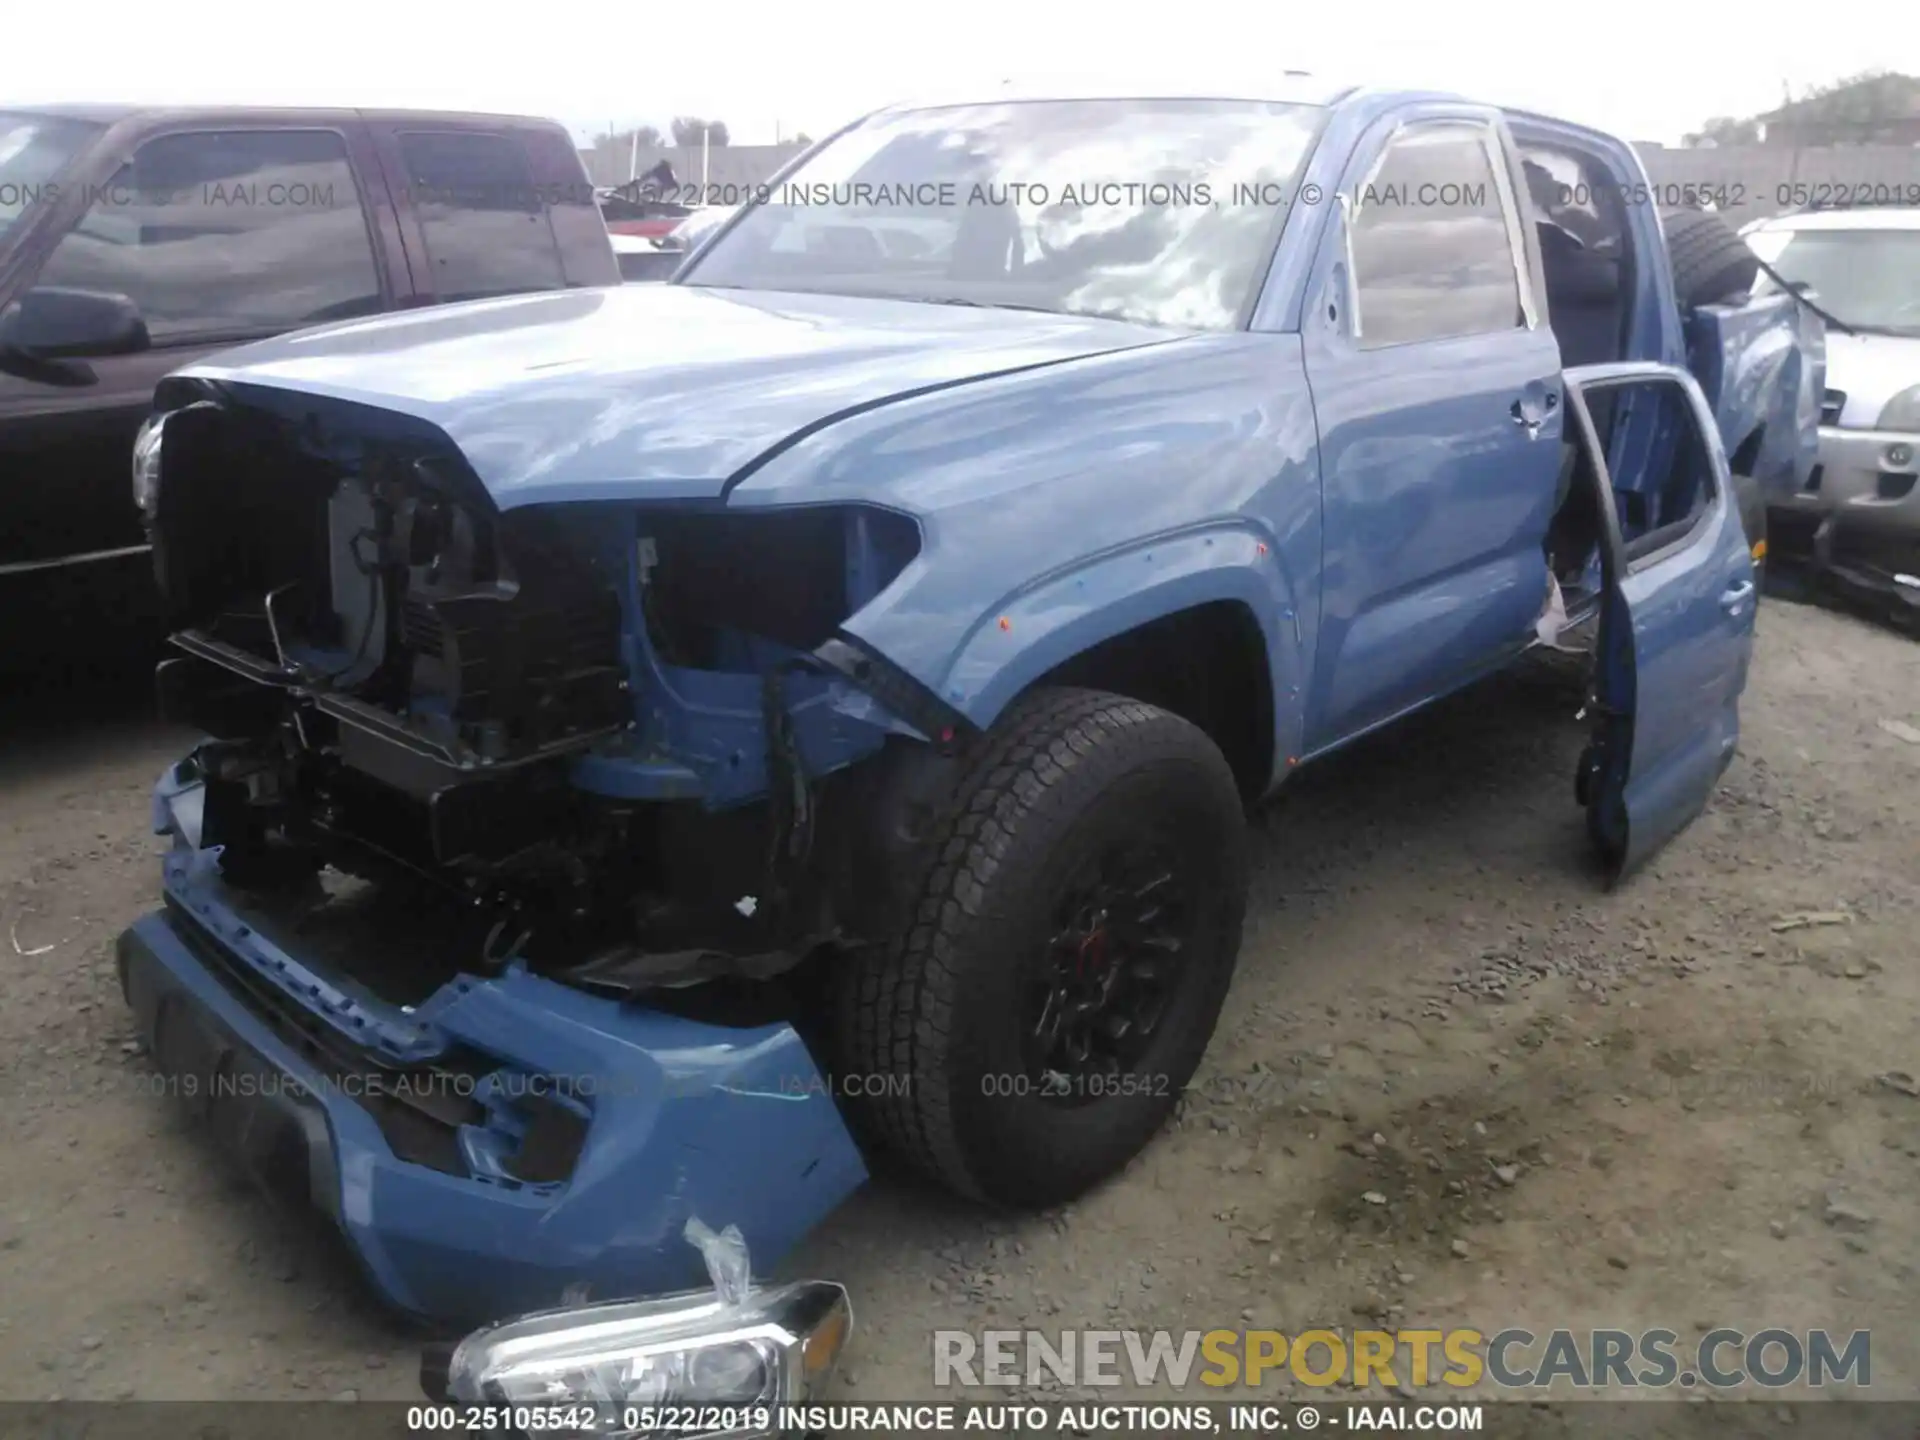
left=1743, top=208, right=1920, bottom=545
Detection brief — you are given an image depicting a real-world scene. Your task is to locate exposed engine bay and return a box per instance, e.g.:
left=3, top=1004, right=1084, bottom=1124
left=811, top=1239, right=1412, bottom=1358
left=145, top=382, right=951, bottom=1003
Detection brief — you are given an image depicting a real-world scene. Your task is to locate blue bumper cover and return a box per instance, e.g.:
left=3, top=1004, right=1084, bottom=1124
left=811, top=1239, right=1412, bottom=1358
left=121, top=764, right=867, bottom=1327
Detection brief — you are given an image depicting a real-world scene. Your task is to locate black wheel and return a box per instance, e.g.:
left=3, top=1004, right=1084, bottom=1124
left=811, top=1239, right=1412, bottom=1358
left=834, top=687, right=1249, bottom=1208
left=1574, top=742, right=1597, bottom=808
left=1662, top=208, right=1760, bottom=309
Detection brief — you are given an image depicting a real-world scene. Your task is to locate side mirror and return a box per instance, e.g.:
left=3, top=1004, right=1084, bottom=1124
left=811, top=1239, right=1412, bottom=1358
left=1, top=286, right=150, bottom=359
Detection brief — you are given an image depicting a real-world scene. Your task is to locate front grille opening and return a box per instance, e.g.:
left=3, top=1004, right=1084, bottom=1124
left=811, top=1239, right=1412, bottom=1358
left=223, top=865, right=488, bottom=1009
left=503, top=1095, right=590, bottom=1184
left=164, top=898, right=494, bottom=1178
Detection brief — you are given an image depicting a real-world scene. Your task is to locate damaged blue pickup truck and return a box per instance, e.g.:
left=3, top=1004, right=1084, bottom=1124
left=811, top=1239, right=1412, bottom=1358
left=117, top=80, right=1820, bottom=1328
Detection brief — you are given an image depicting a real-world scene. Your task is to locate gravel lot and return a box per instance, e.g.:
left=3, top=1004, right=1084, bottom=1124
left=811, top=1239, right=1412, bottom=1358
left=1, top=598, right=1916, bottom=1408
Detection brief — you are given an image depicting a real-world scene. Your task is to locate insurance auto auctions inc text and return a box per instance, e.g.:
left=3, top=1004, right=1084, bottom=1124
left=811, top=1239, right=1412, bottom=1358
left=779, top=1403, right=1481, bottom=1432
left=934, top=1327, right=1871, bottom=1392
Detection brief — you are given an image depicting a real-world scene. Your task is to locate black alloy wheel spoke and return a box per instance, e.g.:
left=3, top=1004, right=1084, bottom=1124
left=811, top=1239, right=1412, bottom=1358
left=1022, top=841, right=1196, bottom=1096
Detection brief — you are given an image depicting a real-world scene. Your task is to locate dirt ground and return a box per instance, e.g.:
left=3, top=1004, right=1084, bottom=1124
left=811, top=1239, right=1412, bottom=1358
left=1, top=596, right=1915, bottom=1408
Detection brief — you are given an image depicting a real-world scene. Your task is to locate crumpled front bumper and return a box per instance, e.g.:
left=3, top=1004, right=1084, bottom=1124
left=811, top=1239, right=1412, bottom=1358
left=119, top=760, right=867, bottom=1328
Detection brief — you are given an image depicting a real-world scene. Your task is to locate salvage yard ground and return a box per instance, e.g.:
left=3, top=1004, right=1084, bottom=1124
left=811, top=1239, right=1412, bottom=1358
left=1, top=598, right=1915, bottom=1407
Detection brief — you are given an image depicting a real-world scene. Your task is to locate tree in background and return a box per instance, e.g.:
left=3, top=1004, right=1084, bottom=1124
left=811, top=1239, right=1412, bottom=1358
left=1685, top=70, right=1920, bottom=146
left=594, top=123, right=663, bottom=150
left=671, top=117, right=731, bottom=147
left=1686, top=115, right=1761, bottom=147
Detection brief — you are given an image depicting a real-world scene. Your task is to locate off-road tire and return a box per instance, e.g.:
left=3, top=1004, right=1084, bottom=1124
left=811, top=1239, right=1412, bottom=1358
left=1662, top=208, right=1760, bottom=309
left=833, top=687, right=1249, bottom=1208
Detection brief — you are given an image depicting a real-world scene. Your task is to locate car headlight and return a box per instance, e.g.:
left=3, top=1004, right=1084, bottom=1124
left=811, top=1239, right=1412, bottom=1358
left=131, top=409, right=168, bottom=517
left=446, top=1280, right=851, bottom=1438
left=1879, top=385, right=1920, bottom=433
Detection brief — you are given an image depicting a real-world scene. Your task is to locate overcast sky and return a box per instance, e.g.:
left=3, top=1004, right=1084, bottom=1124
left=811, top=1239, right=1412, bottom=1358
left=4, top=0, right=1907, bottom=146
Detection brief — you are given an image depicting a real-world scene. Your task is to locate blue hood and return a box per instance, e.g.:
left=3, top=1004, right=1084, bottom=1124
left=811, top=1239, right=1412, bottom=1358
left=177, top=284, right=1180, bottom=508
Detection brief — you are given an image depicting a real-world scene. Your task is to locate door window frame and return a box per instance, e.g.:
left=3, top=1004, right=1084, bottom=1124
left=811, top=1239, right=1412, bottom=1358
left=1562, top=363, right=1729, bottom=575
left=1335, top=115, right=1542, bottom=350
left=25, top=122, right=390, bottom=352
left=388, top=128, right=568, bottom=304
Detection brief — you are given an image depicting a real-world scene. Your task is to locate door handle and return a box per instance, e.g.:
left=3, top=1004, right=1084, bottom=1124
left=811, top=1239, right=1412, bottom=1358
left=1509, top=399, right=1543, bottom=439
left=1720, top=580, right=1755, bottom=613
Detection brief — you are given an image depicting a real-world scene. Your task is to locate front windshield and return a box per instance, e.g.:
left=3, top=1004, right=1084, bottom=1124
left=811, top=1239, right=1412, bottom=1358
left=0, top=112, right=104, bottom=244
left=681, top=98, right=1322, bottom=330
left=1750, top=226, right=1920, bottom=337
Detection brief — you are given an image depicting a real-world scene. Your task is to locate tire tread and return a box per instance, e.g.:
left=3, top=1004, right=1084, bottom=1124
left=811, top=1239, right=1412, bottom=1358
left=1662, top=207, right=1760, bottom=309
left=839, top=688, right=1234, bottom=1200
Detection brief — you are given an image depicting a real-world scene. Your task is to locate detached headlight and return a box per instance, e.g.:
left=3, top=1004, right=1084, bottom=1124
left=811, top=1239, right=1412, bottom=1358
left=447, top=1280, right=851, bottom=1438
left=1879, top=385, right=1920, bottom=433
left=131, top=409, right=168, bottom=518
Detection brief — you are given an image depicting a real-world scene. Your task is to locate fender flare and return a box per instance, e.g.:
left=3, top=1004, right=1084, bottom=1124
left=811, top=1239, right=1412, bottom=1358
left=925, top=523, right=1309, bottom=779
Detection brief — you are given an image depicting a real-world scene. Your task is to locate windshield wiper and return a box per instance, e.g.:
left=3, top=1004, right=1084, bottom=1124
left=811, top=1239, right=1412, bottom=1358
left=919, top=296, right=1145, bottom=324
left=1751, top=255, right=1857, bottom=336
left=1833, top=322, right=1920, bottom=340
left=920, top=296, right=1052, bottom=312
left=690, top=286, right=1147, bottom=325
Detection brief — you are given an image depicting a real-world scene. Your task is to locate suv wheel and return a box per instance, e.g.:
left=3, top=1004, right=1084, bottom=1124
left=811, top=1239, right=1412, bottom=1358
left=834, top=687, right=1249, bottom=1207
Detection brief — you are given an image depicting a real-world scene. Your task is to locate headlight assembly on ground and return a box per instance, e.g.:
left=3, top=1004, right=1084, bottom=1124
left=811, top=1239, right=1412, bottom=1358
left=445, top=1279, right=851, bottom=1437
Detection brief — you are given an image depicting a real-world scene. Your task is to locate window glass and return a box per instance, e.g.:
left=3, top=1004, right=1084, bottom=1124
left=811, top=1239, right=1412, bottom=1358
left=397, top=131, right=566, bottom=302
left=1599, top=378, right=1718, bottom=559
left=1516, top=145, right=1627, bottom=256
left=1752, top=228, right=1920, bottom=337
left=683, top=99, right=1323, bottom=331
left=1350, top=125, right=1522, bottom=348
left=0, top=111, right=103, bottom=243
left=35, top=128, right=381, bottom=342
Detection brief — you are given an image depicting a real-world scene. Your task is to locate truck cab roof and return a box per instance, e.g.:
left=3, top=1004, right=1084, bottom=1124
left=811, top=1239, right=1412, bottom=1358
left=876, top=75, right=1361, bottom=112
left=5, top=102, right=577, bottom=130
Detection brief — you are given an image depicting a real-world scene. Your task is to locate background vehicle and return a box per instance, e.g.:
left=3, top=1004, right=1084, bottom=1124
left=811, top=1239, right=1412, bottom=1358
left=120, top=82, right=1810, bottom=1326
left=1742, top=209, right=1920, bottom=569
left=0, top=104, right=618, bottom=646
left=596, top=164, right=694, bottom=239
left=611, top=231, right=682, bottom=281
left=658, top=202, right=735, bottom=254
left=610, top=206, right=738, bottom=280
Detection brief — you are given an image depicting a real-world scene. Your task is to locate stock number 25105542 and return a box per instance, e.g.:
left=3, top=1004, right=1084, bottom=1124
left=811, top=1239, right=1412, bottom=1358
left=409, top=1404, right=776, bottom=1433
left=981, top=1072, right=1170, bottom=1099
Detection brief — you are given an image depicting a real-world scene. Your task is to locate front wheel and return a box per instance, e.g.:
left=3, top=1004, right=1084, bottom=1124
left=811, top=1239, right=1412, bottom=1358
left=833, top=687, right=1249, bottom=1208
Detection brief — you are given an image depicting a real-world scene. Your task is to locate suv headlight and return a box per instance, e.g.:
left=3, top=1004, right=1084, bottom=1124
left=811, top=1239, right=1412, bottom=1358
left=447, top=1280, right=851, bottom=1437
left=131, top=409, right=168, bottom=517
left=1879, top=385, right=1920, bottom=433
